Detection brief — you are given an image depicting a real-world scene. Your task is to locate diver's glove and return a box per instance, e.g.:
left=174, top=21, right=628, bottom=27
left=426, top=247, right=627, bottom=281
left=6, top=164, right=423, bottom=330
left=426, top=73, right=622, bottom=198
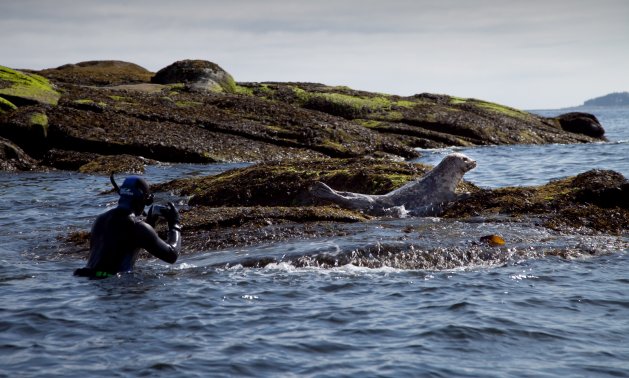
left=164, top=202, right=182, bottom=231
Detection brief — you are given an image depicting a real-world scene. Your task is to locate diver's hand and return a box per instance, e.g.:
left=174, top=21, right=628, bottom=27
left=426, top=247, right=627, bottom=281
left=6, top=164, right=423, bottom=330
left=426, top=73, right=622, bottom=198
left=164, top=202, right=181, bottom=230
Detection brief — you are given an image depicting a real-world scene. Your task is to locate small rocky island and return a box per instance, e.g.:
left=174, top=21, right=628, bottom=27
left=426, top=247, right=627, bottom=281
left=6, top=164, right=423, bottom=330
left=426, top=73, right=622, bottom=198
left=582, top=92, right=629, bottom=107
left=1, top=59, right=626, bottom=261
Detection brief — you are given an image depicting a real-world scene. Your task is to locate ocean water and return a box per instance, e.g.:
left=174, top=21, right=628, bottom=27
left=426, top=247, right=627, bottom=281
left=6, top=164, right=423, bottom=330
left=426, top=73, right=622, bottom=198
left=1, top=108, right=628, bottom=377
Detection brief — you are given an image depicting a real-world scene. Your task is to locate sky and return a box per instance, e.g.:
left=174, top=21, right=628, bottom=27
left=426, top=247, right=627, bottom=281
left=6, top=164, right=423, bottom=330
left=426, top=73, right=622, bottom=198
left=1, top=0, right=628, bottom=109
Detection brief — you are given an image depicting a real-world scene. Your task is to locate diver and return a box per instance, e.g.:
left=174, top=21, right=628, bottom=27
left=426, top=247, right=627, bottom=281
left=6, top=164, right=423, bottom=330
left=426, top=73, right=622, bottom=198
left=74, top=175, right=182, bottom=278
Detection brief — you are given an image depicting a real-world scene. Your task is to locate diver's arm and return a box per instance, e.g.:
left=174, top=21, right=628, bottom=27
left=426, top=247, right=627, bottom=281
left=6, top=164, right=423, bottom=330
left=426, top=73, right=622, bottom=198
left=136, top=222, right=181, bottom=264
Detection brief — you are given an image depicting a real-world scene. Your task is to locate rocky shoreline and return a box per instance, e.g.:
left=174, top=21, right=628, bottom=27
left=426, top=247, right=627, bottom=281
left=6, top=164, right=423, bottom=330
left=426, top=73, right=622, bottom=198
left=1, top=59, right=626, bottom=260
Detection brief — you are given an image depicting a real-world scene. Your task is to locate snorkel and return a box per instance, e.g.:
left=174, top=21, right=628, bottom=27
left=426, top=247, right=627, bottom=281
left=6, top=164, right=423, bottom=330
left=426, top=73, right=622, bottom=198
left=110, top=172, right=120, bottom=194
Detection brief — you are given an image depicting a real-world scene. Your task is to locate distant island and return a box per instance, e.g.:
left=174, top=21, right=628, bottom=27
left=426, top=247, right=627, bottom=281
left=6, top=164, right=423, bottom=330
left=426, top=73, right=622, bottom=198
left=582, top=92, right=629, bottom=107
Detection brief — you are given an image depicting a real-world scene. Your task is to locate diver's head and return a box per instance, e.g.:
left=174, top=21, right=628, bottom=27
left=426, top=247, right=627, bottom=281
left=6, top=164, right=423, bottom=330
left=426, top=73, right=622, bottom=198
left=117, top=176, right=153, bottom=215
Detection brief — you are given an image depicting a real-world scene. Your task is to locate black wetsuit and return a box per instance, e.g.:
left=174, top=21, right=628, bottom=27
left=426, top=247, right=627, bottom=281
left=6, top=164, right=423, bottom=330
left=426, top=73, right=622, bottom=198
left=74, top=206, right=181, bottom=278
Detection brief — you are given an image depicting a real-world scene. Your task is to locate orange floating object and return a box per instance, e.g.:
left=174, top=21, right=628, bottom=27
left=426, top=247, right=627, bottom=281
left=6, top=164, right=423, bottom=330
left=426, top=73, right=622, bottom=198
left=480, top=234, right=505, bottom=246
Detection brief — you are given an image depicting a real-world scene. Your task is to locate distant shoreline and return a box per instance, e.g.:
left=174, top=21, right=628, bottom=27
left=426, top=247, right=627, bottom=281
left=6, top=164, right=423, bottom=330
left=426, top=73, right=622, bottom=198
left=527, top=104, right=629, bottom=113
left=578, top=92, right=629, bottom=108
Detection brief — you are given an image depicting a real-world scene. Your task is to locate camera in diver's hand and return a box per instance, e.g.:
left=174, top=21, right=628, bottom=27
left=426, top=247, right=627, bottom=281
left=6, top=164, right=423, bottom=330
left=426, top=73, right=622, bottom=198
left=146, top=203, right=180, bottom=229
left=149, top=204, right=168, bottom=218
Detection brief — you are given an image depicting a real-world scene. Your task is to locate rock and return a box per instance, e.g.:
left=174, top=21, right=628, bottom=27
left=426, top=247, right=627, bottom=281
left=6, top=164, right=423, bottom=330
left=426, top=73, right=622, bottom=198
left=2, top=59, right=608, bottom=172
left=0, top=106, right=50, bottom=156
left=0, top=96, right=17, bottom=114
left=0, top=65, right=60, bottom=106
left=571, top=169, right=629, bottom=208
left=41, top=149, right=100, bottom=171
left=443, top=169, right=629, bottom=234
left=41, top=149, right=149, bottom=174
left=554, top=112, right=605, bottom=138
left=38, top=61, right=153, bottom=86
left=0, top=136, right=38, bottom=171
left=151, top=60, right=237, bottom=93
left=247, top=83, right=607, bottom=147
left=36, top=83, right=414, bottom=163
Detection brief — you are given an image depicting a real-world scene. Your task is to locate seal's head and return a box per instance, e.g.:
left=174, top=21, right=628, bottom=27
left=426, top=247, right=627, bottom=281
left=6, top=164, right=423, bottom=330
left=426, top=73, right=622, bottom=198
left=430, top=153, right=476, bottom=192
left=118, top=176, right=153, bottom=215
left=442, top=153, right=477, bottom=173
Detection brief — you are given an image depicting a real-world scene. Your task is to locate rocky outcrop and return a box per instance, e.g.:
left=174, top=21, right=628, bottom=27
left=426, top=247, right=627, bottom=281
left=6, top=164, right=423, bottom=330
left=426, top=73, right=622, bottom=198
left=243, top=83, right=606, bottom=148
left=554, top=112, right=605, bottom=138
left=442, top=169, right=628, bottom=234
left=151, top=60, right=237, bottom=93
left=0, top=60, right=609, bottom=173
left=0, top=106, right=50, bottom=156
left=38, top=60, right=153, bottom=86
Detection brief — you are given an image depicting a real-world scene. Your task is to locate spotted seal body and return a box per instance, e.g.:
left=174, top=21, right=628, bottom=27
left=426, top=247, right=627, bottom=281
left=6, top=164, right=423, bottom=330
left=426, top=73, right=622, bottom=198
left=311, top=153, right=477, bottom=216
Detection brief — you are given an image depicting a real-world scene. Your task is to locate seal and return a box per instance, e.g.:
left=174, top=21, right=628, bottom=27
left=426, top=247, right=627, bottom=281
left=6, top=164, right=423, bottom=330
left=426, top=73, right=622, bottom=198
left=310, top=153, right=477, bottom=216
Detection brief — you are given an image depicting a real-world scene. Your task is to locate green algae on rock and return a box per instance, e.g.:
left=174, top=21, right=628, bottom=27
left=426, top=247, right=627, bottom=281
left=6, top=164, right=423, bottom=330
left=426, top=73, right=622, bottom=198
left=242, top=82, right=606, bottom=147
left=0, top=96, right=17, bottom=114
left=0, top=66, right=60, bottom=106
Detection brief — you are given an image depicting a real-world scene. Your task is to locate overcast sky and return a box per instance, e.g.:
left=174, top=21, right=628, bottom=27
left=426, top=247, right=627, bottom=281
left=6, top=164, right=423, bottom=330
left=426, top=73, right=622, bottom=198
left=2, top=0, right=628, bottom=109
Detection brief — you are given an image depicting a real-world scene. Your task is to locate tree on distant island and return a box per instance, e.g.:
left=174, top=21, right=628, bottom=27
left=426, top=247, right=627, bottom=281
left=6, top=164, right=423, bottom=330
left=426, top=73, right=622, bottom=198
left=583, top=92, right=629, bottom=107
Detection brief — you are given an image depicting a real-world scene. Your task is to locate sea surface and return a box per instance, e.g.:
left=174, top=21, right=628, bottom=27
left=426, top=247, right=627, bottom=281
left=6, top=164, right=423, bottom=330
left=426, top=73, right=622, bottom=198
left=1, top=107, right=628, bottom=377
